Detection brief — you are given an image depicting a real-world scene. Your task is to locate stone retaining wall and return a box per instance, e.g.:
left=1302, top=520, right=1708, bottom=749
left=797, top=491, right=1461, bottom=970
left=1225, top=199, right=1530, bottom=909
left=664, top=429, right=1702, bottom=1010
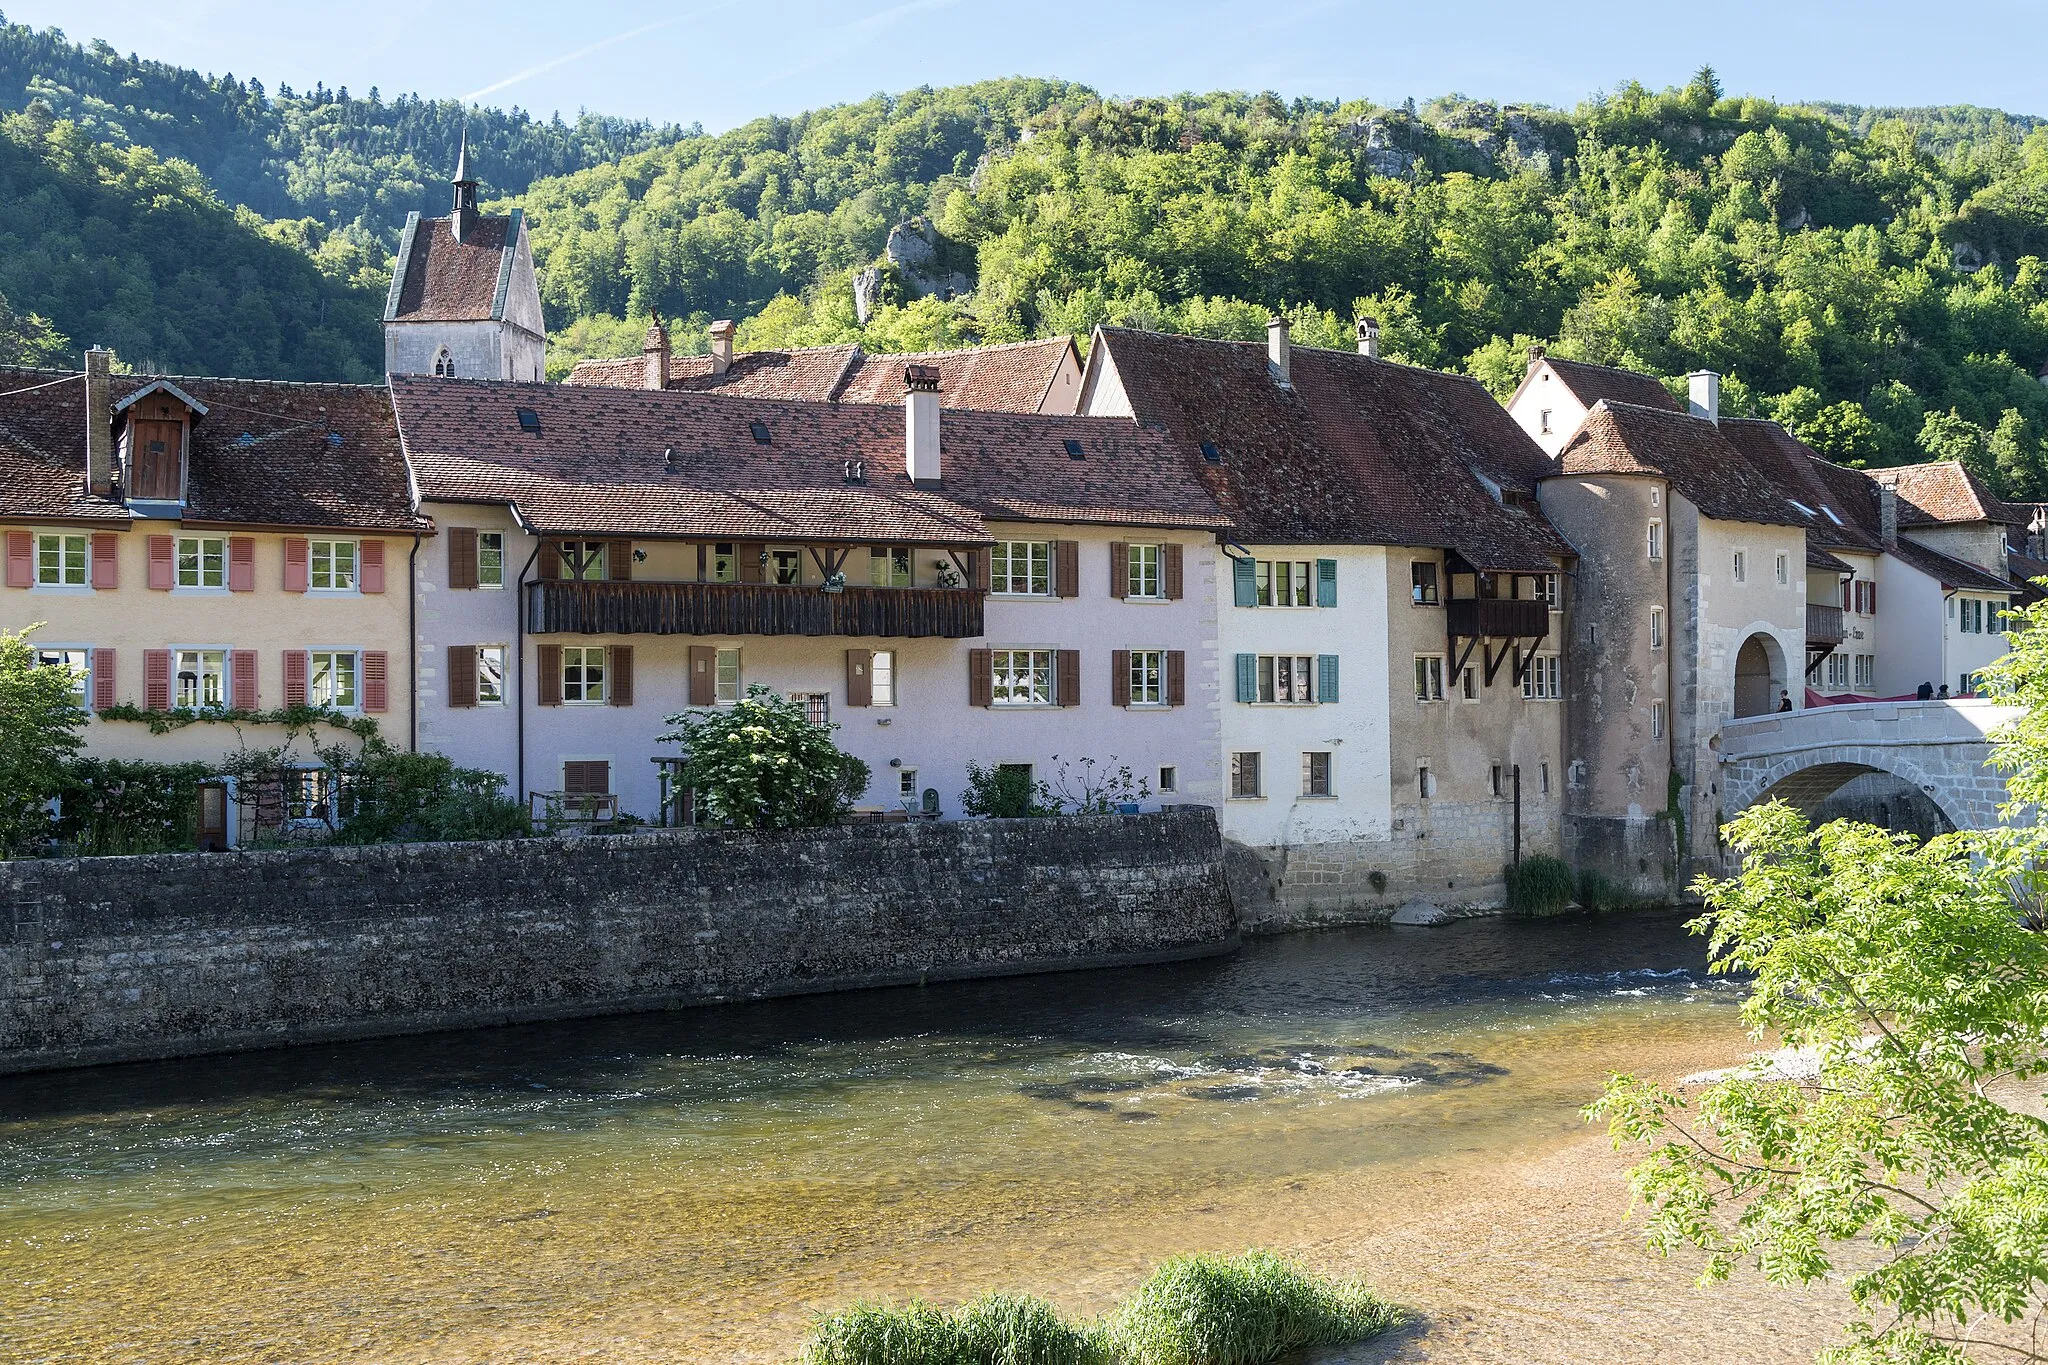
left=0, top=807, right=1235, bottom=1075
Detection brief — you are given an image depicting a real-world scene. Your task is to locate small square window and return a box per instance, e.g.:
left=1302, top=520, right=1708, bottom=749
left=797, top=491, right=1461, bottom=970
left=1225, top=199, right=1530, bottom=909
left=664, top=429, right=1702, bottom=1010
left=309, top=650, right=358, bottom=709
left=898, top=768, right=919, bottom=804
left=1411, top=561, right=1440, bottom=605
left=1302, top=751, right=1332, bottom=797
left=176, top=536, right=226, bottom=589
left=35, top=534, right=88, bottom=586
left=1063, top=438, right=1085, bottom=459
left=1539, top=408, right=1553, bottom=434
left=1230, top=751, right=1262, bottom=799
left=516, top=407, right=541, bottom=434
left=1158, top=765, right=1177, bottom=793
left=749, top=421, right=772, bottom=445
left=1199, top=441, right=1221, bottom=463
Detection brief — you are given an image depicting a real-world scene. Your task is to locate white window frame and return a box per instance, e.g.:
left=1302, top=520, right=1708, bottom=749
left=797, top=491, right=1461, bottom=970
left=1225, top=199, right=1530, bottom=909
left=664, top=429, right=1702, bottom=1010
left=1853, top=653, right=1874, bottom=691
left=173, top=646, right=230, bottom=709
left=991, top=647, right=1055, bottom=706
left=175, top=535, right=227, bottom=591
left=1129, top=648, right=1167, bottom=706
left=1647, top=519, right=1663, bottom=561
left=1539, top=408, right=1553, bottom=435
left=1301, top=750, right=1333, bottom=798
left=1521, top=653, right=1562, bottom=700
left=871, top=648, right=896, bottom=706
left=283, top=766, right=336, bottom=825
left=711, top=542, right=738, bottom=584
left=990, top=541, right=1051, bottom=596
left=308, top=648, right=360, bottom=711
left=34, top=532, right=89, bottom=588
left=1732, top=550, right=1746, bottom=583
left=1252, top=653, right=1316, bottom=704
left=869, top=545, right=912, bottom=588
left=1775, top=552, right=1789, bottom=586
left=476, top=644, right=507, bottom=705
left=714, top=646, right=742, bottom=703
left=33, top=645, right=91, bottom=705
left=1651, top=701, right=1666, bottom=739
left=1650, top=607, right=1664, bottom=649
left=309, top=538, right=359, bottom=592
left=561, top=644, right=608, bottom=705
left=1126, top=543, right=1163, bottom=599
left=1229, top=751, right=1262, bottom=800
left=477, top=531, right=506, bottom=589
left=897, top=767, right=920, bottom=807
left=1256, top=559, right=1313, bottom=608
left=1534, top=572, right=1560, bottom=609
left=796, top=692, right=831, bottom=726
left=1414, top=654, right=1445, bottom=703
left=1411, top=560, right=1440, bottom=606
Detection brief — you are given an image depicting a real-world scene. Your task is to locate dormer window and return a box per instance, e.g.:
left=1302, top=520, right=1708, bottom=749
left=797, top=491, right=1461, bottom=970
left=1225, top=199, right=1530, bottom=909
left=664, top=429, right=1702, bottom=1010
left=433, top=348, right=456, bottom=378
left=113, top=380, right=207, bottom=508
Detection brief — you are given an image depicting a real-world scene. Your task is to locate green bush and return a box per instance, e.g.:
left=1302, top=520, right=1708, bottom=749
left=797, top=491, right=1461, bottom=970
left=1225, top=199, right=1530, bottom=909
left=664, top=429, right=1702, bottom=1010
left=661, top=686, right=871, bottom=828
left=961, top=761, right=1045, bottom=819
left=800, top=1293, right=1108, bottom=1365
left=1108, top=1251, right=1398, bottom=1365
left=337, top=750, right=530, bottom=844
left=0, top=625, right=86, bottom=857
left=56, top=757, right=213, bottom=855
left=1576, top=868, right=1616, bottom=913
left=1506, top=854, right=1577, bottom=916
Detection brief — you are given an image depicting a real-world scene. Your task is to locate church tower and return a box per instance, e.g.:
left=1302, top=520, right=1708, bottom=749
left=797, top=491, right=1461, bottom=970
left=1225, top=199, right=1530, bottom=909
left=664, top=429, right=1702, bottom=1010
left=382, top=131, right=546, bottom=381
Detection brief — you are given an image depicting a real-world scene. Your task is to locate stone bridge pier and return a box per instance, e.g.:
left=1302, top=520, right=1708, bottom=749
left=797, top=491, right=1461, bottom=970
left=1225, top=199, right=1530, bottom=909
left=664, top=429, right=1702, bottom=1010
left=1718, top=699, right=2022, bottom=833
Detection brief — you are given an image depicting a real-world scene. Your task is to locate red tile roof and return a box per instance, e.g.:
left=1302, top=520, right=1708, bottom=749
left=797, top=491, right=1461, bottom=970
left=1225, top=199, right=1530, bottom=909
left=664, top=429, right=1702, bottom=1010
left=386, top=213, right=519, bottom=324
left=0, top=367, right=425, bottom=532
left=1089, top=328, right=1570, bottom=570
left=1884, top=534, right=2016, bottom=593
left=391, top=376, right=1225, bottom=543
left=1716, top=419, right=1884, bottom=552
left=1540, top=358, right=1681, bottom=413
left=1557, top=402, right=1808, bottom=527
left=1884, top=461, right=2023, bottom=527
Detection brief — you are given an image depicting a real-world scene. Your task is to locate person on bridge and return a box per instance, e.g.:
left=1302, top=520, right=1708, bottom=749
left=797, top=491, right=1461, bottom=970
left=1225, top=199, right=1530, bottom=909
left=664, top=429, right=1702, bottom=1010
left=1918, top=681, right=1934, bottom=700
left=1938, top=684, right=1951, bottom=699
left=1778, top=691, right=1794, bottom=712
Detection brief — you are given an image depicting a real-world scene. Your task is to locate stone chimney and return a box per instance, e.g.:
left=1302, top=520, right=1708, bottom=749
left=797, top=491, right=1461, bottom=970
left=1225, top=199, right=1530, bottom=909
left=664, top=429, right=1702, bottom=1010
left=707, top=319, right=736, bottom=377
left=85, top=347, right=114, bottom=497
left=1687, top=370, right=1721, bottom=424
left=1356, top=316, right=1381, bottom=359
left=1267, top=316, right=1291, bottom=387
left=904, top=364, right=941, bottom=484
left=642, top=315, right=670, bottom=390
left=1878, top=476, right=1900, bottom=547
left=1526, top=343, right=1546, bottom=374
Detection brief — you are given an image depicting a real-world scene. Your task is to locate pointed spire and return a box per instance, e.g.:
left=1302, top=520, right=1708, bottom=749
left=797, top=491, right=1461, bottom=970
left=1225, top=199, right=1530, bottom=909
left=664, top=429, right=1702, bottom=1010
left=453, top=124, right=474, bottom=187
left=451, top=124, right=479, bottom=240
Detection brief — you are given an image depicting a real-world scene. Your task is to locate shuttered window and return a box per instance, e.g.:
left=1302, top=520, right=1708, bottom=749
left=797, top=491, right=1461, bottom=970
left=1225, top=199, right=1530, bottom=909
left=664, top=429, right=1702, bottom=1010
left=563, top=761, right=611, bottom=795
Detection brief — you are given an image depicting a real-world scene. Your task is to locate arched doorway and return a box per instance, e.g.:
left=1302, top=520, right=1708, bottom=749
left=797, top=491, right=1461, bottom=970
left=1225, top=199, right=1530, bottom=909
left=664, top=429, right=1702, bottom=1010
left=1734, top=633, right=1786, bottom=718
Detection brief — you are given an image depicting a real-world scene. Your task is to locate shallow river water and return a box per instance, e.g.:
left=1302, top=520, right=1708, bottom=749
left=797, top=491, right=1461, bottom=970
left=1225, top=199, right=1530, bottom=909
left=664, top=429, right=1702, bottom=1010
left=1, top=911, right=1758, bottom=1364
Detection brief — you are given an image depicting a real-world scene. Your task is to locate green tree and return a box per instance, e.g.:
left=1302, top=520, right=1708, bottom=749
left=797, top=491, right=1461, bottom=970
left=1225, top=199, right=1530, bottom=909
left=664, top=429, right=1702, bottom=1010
left=661, top=686, right=871, bottom=828
left=0, top=626, right=86, bottom=856
left=0, top=285, right=65, bottom=365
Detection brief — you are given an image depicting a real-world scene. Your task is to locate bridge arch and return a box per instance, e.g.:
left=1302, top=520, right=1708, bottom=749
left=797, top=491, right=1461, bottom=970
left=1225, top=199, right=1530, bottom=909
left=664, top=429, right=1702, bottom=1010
left=1738, top=750, right=1968, bottom=833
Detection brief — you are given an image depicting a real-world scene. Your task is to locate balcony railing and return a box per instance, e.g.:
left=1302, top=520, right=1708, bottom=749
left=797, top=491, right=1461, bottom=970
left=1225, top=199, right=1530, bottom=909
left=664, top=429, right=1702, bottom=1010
left=1445, top=596, right=1551, bottom=641
left=527, top=579, right=985, bottom=639
left=1807, top=603, right=1847, bottom=648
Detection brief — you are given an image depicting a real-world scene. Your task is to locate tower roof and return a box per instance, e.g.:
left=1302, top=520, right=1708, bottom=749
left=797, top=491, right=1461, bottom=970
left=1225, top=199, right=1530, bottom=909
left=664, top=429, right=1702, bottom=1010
left=453, top=126, right=474, bottom=186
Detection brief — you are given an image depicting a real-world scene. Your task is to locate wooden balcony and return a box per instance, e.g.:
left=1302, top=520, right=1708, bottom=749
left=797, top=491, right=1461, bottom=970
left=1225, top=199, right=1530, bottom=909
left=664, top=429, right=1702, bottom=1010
left=1446, top=596, right=1551, bottom=641
left=1807, top=603, right=1847, bottom=648
left=526, top=579, right=985, bottom=639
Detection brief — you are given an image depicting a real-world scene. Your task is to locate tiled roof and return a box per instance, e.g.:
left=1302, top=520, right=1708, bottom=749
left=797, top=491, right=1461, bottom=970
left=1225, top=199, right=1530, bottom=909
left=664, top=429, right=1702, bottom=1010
left=1884, top=534, right=2017, bottom=593
left=1717, top=419, right=1884, bottom=552
left=1088, top=328, right=1569, bottom=571
left=1556, top=402, right=1808, bottom=527
left=2009, top=548, right=2048, bottom=603
left=1540, top=358, right=1681, bottom=413
left=0, top=367, right=424, bottom=532
left=1882, top=461, right=2022, bottom=527
left=386, top=213, right=518, bottom=324
left=390, top=376, right=1225, bottom=543
left=1806, top=538, right=1855, bottom=574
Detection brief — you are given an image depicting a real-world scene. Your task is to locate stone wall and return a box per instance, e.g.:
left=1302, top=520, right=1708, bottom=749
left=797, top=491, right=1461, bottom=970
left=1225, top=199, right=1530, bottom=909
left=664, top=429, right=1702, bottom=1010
left=0, top=807, right=1235, bottom=1075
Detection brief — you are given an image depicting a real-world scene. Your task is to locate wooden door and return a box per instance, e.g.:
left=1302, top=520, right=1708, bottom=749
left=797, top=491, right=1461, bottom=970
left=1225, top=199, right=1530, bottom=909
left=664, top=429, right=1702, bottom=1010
left=195, top=782, right=229, bottom=851
left=130, top=419, right=182, bottom=500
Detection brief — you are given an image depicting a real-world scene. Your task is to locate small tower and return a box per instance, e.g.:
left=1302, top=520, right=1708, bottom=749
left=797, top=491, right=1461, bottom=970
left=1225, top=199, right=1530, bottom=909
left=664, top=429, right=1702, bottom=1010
left=451, top=126, right=479, bottom=243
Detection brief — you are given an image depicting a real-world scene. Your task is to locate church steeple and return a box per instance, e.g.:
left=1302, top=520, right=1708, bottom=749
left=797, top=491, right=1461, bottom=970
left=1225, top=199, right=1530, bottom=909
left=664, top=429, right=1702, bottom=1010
left=451, top=127, right=479, bottom=242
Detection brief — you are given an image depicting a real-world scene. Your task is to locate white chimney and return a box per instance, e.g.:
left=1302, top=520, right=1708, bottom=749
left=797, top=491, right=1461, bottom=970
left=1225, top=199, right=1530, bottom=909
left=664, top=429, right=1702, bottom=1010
left=1687, top=370, right=1721, bottom=424
left=1267, top=316, right=1291, bottom=387
left=904, top=364, right=941, bottom=483
left=85, top=347, right=113, bottom=497
left=708, top=318, right=736, bottom=377
left=1356, top=316, right=1381, bottom=359
left=642, top=314, right=670, bottom=390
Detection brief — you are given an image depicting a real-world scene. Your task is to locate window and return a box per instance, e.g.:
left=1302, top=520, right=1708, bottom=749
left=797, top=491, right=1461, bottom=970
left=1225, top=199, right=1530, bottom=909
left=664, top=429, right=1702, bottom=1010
left=309, top=650, right=358, bottom=709
left=1129, top=649, right=1166, bottom=705
left=1459, top=665, right=1477, bottom=701
left=1960, top=598, right=1984, bottom=634
left=1824, top=652, right=1849, bottom=689
left=991, top=541, right=1050, bottom=595
left=1490, top=764, right=1504, bottom=798
left=310, top=539, right=358, bottom=591
left=1254, top=654, right=1316, bottom=703
left=1414, top=654, right=1445, bottom=702
left=477, top=531, right=505, bottom=589
left=1854, top=654, right=1874, bottom=691
left=175, top=649, right=227, bottom=708
left=34, top=647, right=88, bottom=704
left=285, top=768, right=333, bottom=823
left=871, top=649, right=896, bottom=706
left=1539, top=761, right=1551, bottom=795
left=557, top=541, right=607, bottom=582
left=1534, top=572, right=1560, bottom=608
left=431, top=348, right=455, bottom=378
left=898, top=768, right=920, bottom=805
left=561, top=645, right=607, bottom=704
left=1961, top=672, right=1977, bottom=697
left=477, top=646, right=506, bottom=704
left=869, top=546, right=911, bottom=588
left=1158, top=766, right=1177, bottom=793
left=1651, top=702, right=1666, bottom=739
left=1732, top=550, right=1746, bottom=583
left=797, top=692, right=830, bottom=726
left=1650, top=607, right=1665, bottom=649
left=711, top=543, right=737, bottom=584
left=176, top=536, right=226, bottom=589
left=771, top=547, right=803, bottom=585
left=1776, top=552, right=1789, bottom=586
left=1411, top=561, right=1440, bottom=605
left=1302, top=751, right=1332, bottom=797
left=1417, top=762, right=1433, bottom=800
left=1522, top=653, right=1562, bottom=700
left=991, top=649, right=1054, bottom=705
left=1127, top=543, right=1162, bottom=598
left=1230, top=751, right=1262, bottom=799
left=1647, top=520, right=1663, bottom=561
left=1257, top=560, right=1312, bottom=607
left=715, top=647, right=742, bottom=702
left=35, top=533, right=87, bottom=586
left=1539, top=408, right=1553, bottom=434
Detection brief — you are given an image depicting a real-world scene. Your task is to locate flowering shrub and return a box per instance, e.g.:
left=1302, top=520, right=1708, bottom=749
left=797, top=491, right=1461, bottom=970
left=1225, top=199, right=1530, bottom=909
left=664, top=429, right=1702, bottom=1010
left=661, top=686, right=871, bottom=828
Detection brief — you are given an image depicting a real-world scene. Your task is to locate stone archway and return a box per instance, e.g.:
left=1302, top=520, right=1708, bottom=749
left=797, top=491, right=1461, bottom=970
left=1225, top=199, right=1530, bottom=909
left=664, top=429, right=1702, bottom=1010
left=1735, top=750, right=1981, bottom=833
left=1734, top=632, right=1787, bottom=718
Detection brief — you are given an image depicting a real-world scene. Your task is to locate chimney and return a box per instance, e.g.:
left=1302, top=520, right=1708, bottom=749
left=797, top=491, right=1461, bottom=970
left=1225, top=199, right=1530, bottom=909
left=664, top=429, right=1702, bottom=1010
left=642, top=315, right=670, bottom=390
left=707, top=319, right=736, bottom=377
left=1687, top=370, right=1721, bottom=424
left=904, top=365, right=941, bottom=483
left=1267, top=316, right=1291, bottom=387
left=1526, top=342, right=1546, bottom=374
left=1878, top=477, right=1899, bottom=547
left=1356, top=316, right=1381, bottom=359
left=85, top=347, right=113, bottom=497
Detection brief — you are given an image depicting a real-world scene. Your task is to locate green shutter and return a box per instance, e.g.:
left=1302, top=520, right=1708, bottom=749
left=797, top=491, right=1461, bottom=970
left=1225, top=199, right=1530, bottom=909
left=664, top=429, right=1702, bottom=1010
left=1318, top=654, right=1339, bottom=703
left=1232, top=555, right=1257, bottom=607
left=1316, top=558, right=1337, bottom=607
left=1235, top=653, right=1257, bottom=703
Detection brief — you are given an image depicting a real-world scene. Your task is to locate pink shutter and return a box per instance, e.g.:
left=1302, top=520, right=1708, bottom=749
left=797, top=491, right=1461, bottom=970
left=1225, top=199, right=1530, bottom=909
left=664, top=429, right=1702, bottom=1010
left=362, top=650, right=389, bottom=713
left=360, top=539, right=386, bottom=594
left=91, top=532, right=119, bottom=589
left=228, top=536, right=255, bottom=592
left=231, top=650, right=258, bottom=708
left=92, top=648, right=116, bottom=711
left=283, top=537, right=309, bottom=592
left=144, top=649, right=171, bottom=710
left=283, top=650, right=309, bottom=706
left=147, top=535, right=175, bottom=590
left=4, top=531, right=30, bottom=588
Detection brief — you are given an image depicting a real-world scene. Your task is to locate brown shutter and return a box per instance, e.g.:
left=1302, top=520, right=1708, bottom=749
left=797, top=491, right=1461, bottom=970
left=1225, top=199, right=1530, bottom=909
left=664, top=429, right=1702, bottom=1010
left=1868, top=581, right=1877, bottom=614
left=1164, top=543, right=1184, bottom=600
left=538, top=644, right=563, bottom=706
left=4, top=530, right=30, bottom=588
left=147, top=534, right=175, bottom=590
left=1057, top=647, right=1081, bottom=706
left=360, top=539, right=386, bottom=594
left=231, top=649, right=259, bottom=708
left=968, top=647, right=993, bottom=707
left=362, top=651, right=389, bottom=713
left=447, top=645, right=477, bottom=707
left=1054, top=540, right=1080, bottom=598
left=609, top=540, right=633, bottom=581
left=92, top=648, right=116, bottom=710
left=91, top=532, right=119, bottom=589
left=564, top=760, right=611, bottom=795
left=1109, top=542, right=1128, bottom=599
left=144, top=648, right=171, bottom=709
left=537, top=539, right=561, bottom=580
left=282, top=537, right=309, bottom=592
left=228, top=536, right=255, bottom=592
left=609, top=645, right=634, bottom=706
left=845, top=648, right=873, bottom=707
left=738, top=542, right=765, bottom=583
left=687, top=645, right=716, bottom=706
left=449, top=527, right=479, bottom=589
left=282, top=650, right=308, bottom=706
left=1111, top=648, right=1130, bottom=707
left=968, top=548, right=989, bottom=591
left=1167, top=649, right=1186, bottom=706
left=696, top=543, right=707, bottom=581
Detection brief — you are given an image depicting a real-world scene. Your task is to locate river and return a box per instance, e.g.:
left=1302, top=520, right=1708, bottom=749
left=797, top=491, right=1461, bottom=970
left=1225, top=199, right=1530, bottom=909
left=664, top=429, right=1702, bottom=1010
left=1, top=910, right=1759, bottom=1364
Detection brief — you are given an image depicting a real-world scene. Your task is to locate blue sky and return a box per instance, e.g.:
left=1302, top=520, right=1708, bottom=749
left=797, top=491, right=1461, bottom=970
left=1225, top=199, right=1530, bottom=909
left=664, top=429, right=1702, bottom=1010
left=8, top=0, right=2043, bottom=130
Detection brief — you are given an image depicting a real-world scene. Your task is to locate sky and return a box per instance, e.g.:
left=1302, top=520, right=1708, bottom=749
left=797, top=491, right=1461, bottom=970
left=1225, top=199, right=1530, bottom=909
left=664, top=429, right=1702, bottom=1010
left=5, top=0, right=2044, bottom=130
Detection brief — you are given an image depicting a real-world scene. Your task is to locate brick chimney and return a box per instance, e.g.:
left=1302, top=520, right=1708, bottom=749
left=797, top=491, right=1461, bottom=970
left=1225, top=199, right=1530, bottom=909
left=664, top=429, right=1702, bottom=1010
left=1687, top=370, right=1721, bottom=425
left=1878, top=476, right=1899, bottom=546
left=708, top=319, right=736, bottom=377
left=85, top=347, right=114, bottom=497
left=1267, top=316, right=1291, bottom=387
left=1356, top=316, right=1381, bottom=359
left=642, top=315, right=670, bottom=390
left=904, top=364, right=941, bottom=484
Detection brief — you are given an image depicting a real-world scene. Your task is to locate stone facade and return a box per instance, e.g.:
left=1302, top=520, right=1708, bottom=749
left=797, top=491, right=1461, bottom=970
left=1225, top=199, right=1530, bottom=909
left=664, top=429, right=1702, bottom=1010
left=0, top=808, right=1235, bottom=1075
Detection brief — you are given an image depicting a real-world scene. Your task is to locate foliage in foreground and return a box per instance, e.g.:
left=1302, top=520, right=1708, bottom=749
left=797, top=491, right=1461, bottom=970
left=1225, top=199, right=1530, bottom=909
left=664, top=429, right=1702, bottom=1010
left=797, top=1250, right=1398, bottom=1365
left=1506, top=853, right=1577, bottom=916
left=0, top=625, right=85, bottom=856
left=662, top=686, right=871, bottom=829
left=1588, top=592, right=2048, bottom=1364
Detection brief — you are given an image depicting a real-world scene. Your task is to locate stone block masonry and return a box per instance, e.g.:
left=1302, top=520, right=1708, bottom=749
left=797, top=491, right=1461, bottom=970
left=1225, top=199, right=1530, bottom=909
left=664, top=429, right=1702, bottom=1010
left=0, top=807, right=1235, bottom=1075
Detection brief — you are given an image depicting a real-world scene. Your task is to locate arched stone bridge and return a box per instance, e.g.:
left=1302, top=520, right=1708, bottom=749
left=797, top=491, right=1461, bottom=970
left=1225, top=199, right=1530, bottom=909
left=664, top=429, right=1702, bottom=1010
left=1719, top=700, right=2023, bottom=832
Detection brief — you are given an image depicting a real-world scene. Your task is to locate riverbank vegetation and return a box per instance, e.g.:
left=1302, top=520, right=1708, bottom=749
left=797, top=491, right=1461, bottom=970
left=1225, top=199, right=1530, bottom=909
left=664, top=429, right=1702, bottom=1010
left=799, top=1250, right=1399, bottom=1365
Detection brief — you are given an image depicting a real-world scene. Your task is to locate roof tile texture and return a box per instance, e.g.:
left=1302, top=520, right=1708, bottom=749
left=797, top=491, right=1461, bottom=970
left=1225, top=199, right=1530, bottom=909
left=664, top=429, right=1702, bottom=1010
left=566, top=337, right=1073, bottom=413
left=1541, top=357, right=1681, bottom=413
left=390, top=216, right=510, bottom=323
